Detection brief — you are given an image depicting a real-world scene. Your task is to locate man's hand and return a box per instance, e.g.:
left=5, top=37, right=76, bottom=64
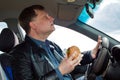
left=91, top=35, right=102, bottom=59
left=58, top=53, right=82, bottom=75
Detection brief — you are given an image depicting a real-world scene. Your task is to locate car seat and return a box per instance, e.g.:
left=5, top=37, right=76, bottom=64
left=0, top=28, right=19, bottom=80
left=105, top=45, right=120, bottom=80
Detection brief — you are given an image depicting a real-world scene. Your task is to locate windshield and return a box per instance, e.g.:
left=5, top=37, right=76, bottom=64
left=78, top=0, right=120, bottom=42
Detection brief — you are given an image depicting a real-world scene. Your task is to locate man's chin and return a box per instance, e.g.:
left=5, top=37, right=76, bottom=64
left=49, top=28, right=55, bottom=34
left=52, top=26, right=55, bottom=31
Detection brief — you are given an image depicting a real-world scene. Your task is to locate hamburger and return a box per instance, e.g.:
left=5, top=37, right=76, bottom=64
left=67, top=46, right=81, bottom=60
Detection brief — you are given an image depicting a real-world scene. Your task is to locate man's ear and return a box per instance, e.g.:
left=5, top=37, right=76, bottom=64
left=29, top=22, right=36, bottom=29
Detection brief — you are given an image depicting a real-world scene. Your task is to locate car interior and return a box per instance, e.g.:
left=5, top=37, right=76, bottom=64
left=0, top=0, right=120, bottom=80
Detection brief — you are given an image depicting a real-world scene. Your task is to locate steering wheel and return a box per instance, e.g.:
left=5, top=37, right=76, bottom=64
left=87, top=37, right=110, bottom=80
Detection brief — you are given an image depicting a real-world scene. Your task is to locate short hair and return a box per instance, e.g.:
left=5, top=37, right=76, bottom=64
left=18, top=5, right=45, bottom=34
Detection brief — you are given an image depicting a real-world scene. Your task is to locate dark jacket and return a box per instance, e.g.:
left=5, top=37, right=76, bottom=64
left=10, top=36, right=93, bottom=80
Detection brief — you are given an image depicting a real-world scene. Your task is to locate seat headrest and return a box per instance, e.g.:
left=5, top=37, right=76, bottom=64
left=112, top=45, right=120, bottom=64
left=0, top=28, right=19, bottom=53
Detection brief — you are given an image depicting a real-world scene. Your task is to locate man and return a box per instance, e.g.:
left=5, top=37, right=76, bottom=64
left=10, top=5, right=102, bottom=80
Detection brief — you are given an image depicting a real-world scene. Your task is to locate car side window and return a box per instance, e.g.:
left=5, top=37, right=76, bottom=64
left=48, top=25, right=97, bottom=52
left=0, top=22, right=8, bottom=33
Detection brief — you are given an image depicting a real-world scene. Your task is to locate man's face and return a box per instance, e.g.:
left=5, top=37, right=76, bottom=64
left=30, top=10, right=55, bottom=36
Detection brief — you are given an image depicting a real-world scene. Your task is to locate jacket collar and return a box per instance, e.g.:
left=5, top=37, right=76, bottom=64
left=25, top=35, right=45, bottom=52
left=24, top=35, right=55, bottom=53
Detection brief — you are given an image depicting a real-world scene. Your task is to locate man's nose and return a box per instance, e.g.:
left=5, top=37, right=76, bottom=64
left=50, top=16, right=54, bottom=21
left=48, top=14, right=54, bottom=21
